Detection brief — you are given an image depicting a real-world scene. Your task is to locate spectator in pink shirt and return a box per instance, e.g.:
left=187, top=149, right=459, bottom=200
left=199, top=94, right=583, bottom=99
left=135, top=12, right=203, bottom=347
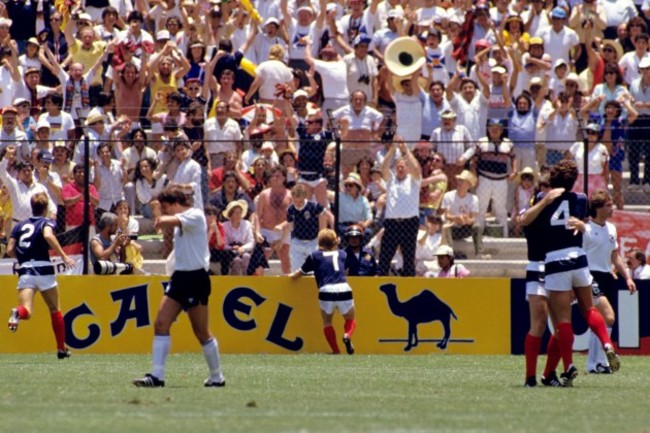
left=425, top=245, right=470, bottom=278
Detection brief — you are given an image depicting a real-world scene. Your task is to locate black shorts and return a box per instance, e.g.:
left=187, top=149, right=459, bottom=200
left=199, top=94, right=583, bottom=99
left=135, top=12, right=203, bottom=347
left=166, top=269, right=211, bottom=309
left=591, top=270, right=615, bottom=302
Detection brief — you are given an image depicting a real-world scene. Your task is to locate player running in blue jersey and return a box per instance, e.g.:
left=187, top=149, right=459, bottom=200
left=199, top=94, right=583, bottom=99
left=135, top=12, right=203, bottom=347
left=6, top=193, right=76, bottom=359
left=521, top=160, right=619, bottom=387
left=289, top=229, right=356, bottom=355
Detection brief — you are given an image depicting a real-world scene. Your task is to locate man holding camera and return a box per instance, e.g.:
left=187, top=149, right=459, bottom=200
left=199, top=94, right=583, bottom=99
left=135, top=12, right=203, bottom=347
left=89, top=212, right=133, bottom=274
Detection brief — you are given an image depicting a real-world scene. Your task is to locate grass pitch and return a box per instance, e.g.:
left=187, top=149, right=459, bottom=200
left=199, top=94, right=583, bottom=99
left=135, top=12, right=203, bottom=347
left=1, top=353, right=649, bottom=433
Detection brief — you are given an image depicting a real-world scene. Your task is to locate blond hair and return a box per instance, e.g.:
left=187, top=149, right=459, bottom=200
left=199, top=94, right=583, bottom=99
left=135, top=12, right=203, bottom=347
left=268, top=44, right=285, bottom=61
left=317, top=229, right=339, bottom=251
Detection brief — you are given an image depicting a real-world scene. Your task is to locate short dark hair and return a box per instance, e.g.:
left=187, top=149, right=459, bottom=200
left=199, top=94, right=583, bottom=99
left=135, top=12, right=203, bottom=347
left=629, top=248, right=647, bottom=265
left=550, top=160, right=578, bottom=190
left=589, top=189, right=612, bottom=212
left=158, top=186, right=191, bottom=207
left=127, top=11, right=144, bottom=23
left=45, top=93, right=64, bottom=108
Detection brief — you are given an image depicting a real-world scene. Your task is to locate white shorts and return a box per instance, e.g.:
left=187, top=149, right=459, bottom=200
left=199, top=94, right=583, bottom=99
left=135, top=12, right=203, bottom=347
left=544, top=268, right=592, bottom=292
left=260, top=228, right=290, bottom=245
left=525, top=261, right=547, bottom=301
left=319, top=299, right=355, bottom=315
left=17, top=274, right=57, bottom=291
left=297, top=177, right=327, bottom=188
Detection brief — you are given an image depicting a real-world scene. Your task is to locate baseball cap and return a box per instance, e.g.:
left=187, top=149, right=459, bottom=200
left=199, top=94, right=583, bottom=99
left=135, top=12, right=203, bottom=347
left=37, top=149, right=54, bottom=163
left=2, top=106, right=17, bottom=115
left=640, top=57, right=650, bottom=69
left=434, top=245, right=454, bottom=257
left=529, top=37, right=544, bottom=46
left=156, top=30, right=170, bottom=41
left=293, top=89, right=309, bottom=100
left=551, top=7, right=566, bottom=19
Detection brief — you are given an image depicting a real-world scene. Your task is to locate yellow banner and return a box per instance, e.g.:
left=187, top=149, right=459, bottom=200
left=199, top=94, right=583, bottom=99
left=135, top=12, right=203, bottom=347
left=0, top=276, right=510, bottom=354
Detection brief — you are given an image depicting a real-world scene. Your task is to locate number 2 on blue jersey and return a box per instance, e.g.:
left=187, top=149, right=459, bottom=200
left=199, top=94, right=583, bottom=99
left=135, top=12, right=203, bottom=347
left=18, top=224, right=35, bottom=249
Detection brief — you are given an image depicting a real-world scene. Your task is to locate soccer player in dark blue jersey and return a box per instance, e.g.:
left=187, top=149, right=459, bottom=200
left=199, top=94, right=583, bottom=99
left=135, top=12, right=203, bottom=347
left=521, top=180, right=563, bottom=387
left=289, top=229, right=356, bottom=355
left=521, top=160, right=619, bottom=387
left=6, top=193, right=75, bottom=359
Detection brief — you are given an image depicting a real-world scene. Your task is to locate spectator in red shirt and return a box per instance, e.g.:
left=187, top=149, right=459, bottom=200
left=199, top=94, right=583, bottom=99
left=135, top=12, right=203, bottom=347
left=61, top=164, right=99, bottom=231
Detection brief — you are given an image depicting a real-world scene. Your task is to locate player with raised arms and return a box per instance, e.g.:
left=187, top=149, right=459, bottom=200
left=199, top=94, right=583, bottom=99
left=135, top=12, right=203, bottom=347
left=7, top=192, right=76, bottom=359
left=133, top=186, right=225, bottom=388
left=521, top=160, right=619, bottom=387
left=289, top=228, right=356, bottom=355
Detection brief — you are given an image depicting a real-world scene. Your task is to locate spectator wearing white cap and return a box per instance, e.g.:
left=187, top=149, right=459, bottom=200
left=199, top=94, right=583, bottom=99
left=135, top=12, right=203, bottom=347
left=13, top=98, right=36, bottom=143
left=426, top=245, right=470, bottom=278
left=372, top=8, right=403, bottom=60
left=242, top=17, right=287, bottom=66
left=538, top=7, right=580, bottom=67
left=281, top=0, right=319, bottom=72
left=0, top=106, right=30, bottom=164
left=343, top=34, right=379, bottom=105
left=32, top=118, right=53, bottom=154
left=374, top=1, right=402, bottom=30
left=430, top=109, right=472, bottom=190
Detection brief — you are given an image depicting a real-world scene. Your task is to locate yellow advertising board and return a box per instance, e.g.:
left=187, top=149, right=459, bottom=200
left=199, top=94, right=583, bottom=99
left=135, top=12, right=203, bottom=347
left=0, top=276, right=510, bottom=355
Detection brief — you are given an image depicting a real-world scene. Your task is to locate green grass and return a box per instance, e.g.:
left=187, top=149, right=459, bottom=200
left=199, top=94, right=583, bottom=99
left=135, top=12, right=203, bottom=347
left=1, top=354, right=650, bottom=433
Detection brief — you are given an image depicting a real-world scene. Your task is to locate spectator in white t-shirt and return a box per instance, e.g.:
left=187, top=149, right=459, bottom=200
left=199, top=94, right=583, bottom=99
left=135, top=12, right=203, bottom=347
left=305, top=41, right=350, bottom=114
left=244, top=44, right=294, bottom=109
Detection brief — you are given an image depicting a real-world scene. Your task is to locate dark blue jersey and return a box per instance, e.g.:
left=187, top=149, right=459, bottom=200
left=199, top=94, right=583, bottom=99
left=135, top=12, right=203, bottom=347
left=297, top=130, right=333, bottom=176
left=300, top=249, right=349, bottom=288
left=10, top=217, right=56, bottom=264
left=523, top=194, right=546, bottom=262
left=287, top=201, right=324, bottom=240
left=345, top=246, right=378, bottom=276
left=536, top=191, right=588, bottom=254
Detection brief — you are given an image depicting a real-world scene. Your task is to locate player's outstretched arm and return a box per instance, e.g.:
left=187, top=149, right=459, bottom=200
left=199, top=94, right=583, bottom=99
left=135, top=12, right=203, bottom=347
left=520, top=188, right=565, bottom=226
left=154, top=216, right=181, bottom=231
left=6, top=237, right=16, bottom=258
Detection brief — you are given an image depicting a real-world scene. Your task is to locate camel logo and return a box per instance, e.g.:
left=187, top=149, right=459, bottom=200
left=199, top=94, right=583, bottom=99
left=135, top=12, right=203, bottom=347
left=379, top=283, right=471, bottom=351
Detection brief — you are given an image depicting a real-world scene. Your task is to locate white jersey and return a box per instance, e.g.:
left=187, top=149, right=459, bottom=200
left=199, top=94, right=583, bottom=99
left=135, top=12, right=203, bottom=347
left=174, top=207, right=210, bottom=272
left=583, top=220, right=617, bottom=273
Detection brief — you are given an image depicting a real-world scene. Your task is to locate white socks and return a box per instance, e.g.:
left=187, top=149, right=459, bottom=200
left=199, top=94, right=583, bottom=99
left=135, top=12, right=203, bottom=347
left=152, top=335, right=170, bottom=380
left=586, top=326, right=612, bottom=371
left=202, top=337, right=224, bottom=382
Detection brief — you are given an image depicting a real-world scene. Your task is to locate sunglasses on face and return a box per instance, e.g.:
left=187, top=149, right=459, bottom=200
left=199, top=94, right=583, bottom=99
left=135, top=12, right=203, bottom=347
left=432, top=157, right=442, bottom=162
left=602, top=48, right=614, bottom=53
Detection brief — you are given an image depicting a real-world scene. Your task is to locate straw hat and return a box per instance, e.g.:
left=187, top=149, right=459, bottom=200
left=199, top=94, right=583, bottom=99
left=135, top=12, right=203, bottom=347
left=85, top=108, right=106, bottom=126
left=516, top=166, right=537, bottom=184
left=344, top=172, right=364, bottom=189
left=434, top=244, right=454, bottom=257
left=455, top=170, right=476, bottom=187
left=601, top=40, right=623, bottom=60
left=222, top=199, right=248, bottom=219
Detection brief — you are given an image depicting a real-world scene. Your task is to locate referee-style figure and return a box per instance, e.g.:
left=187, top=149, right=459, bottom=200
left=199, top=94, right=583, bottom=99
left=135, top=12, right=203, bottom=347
left=133, top=186, right=225, bottom=388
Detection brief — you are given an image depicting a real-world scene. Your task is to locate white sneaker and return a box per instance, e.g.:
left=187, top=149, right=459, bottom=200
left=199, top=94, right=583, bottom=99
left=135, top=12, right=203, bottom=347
left=7, top=308, right=19, bottom=332
left=204, top=376, right=226, bottom=387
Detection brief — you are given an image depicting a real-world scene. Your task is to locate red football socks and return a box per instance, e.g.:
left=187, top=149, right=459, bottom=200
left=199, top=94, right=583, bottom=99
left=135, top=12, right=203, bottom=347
left=556, top=322, right=574, bottom=371
left=16, top=305, right=29, bottom=319
left=344, top=319, right=356, bottom=338
left=584, top=307, right=613, bottom=347
left=524, top=333, right=541, bottom=378
left=543, top=334, right=561, bottom=377
left=323, top=326, right=340, bottom=354
left=51, top=311, right=66, bottom=352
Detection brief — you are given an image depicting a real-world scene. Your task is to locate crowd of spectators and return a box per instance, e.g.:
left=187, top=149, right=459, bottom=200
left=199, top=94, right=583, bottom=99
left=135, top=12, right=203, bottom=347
left=0, top=0, right=649, bottom=277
